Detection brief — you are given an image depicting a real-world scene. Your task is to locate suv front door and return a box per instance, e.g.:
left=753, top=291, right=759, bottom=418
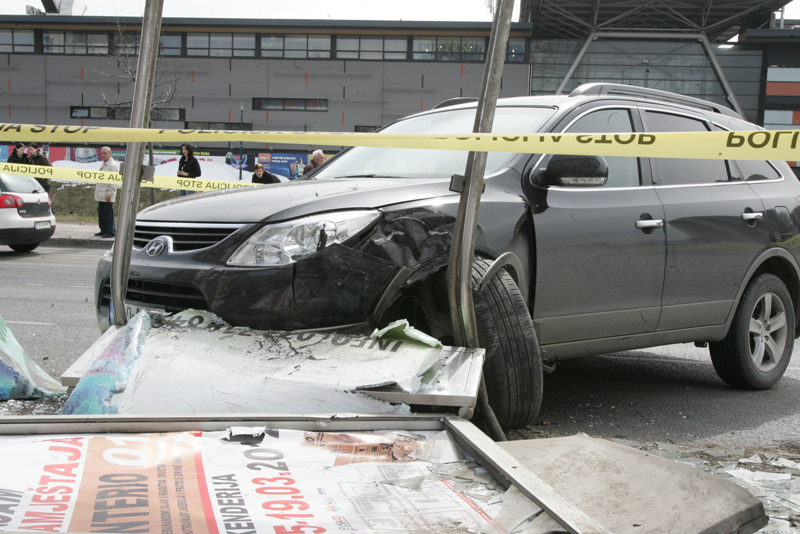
left=528, top=106, right=666, bottom=353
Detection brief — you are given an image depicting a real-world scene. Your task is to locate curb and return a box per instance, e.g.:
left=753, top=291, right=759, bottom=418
left=46, top=237, right=114, bottom=250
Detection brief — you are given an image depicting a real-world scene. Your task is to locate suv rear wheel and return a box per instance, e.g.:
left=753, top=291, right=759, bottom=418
left=709, top=273, right=794, bottom=389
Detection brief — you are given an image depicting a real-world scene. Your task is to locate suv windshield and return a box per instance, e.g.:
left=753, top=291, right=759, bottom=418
left=0, top=174, right=44, bottom=194
left=313, top=106, right=555, bottom=179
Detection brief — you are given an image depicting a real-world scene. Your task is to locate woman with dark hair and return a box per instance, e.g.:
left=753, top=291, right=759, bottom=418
left=7, top=143, right=31, bottom=165
left=177, top=143, right=201, bottom=196
left=251, top=163, right=281, bottom=185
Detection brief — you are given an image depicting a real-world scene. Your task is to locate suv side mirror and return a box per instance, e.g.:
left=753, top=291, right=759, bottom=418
left=531, top=154, right=609, bottom=187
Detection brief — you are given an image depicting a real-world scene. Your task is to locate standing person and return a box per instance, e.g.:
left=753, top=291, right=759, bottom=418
left=28, top=143, right=52, bottom=193
left=177, top=143, right=201, bottom=196
left=96, top=147, right=119, bottom=238
left=251, top=163, right=281, bottom=184
left=7, top=143, right=31, bottom=165
left=303, top=149, right=325, bottom=176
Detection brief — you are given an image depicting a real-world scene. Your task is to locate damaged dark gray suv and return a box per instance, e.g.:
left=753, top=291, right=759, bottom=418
left=95, top=83, right=800, bottom=430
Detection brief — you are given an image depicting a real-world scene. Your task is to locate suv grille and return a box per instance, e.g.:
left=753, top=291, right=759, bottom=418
left=134, top=222, right=244, bottom=252
left=101, top=278, right=209, bottom=312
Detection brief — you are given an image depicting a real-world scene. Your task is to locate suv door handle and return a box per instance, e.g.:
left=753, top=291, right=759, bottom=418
left=741, top=212, right=764, bottom=221
left=635, top=219, right=664, bottom=229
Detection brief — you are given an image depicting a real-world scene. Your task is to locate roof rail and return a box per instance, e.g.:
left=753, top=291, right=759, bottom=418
left=432, top=97, right=479, bottom=110
left=568, top=83, right=742, bottom=119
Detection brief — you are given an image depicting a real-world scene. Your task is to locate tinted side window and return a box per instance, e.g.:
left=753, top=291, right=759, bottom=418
left=565, top=108, right=640, bottom=187
left=731, top=160, right=781, bottom=181
left=646, top=111, right=729, bottom=185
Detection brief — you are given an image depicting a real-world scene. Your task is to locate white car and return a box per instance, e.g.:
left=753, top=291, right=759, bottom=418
left=0, top=174, right=55, bottom=252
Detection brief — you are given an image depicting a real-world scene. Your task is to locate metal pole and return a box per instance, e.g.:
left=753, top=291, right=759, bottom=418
left=110, top=0, right=164, bottom=326
left=445, top=0, right=514, bottom=441
left=699, top=34, right=746, bottom=118
left=239, top=104, right=243, bottom=181
left=555, top=33, right=595, bottom=95
left=447, top=0, right=514, bottom=349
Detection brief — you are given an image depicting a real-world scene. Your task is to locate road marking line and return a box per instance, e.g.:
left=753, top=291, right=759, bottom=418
left=5, top=321, right=56, bottom=326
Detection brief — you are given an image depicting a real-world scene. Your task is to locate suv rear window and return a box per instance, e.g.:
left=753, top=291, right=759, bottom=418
left=0, top=174, right=44, bottom=194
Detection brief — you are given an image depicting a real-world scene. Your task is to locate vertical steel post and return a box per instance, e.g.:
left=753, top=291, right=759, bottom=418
left=447, top=0, right=514, bottom=349
left=110, top=0, right=164, bottom=326
left=446, top=0, right=514, bottom=441
left=239, top=104, right=244, bottom=180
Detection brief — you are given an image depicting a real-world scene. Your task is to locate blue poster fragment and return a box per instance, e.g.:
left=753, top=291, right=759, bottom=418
left=61, top=311, right=151, bottom=414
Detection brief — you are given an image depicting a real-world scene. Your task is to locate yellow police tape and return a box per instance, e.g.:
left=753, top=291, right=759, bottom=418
left=0, top=162, right=250, bottom=192
left=1, top=122, right=800, bottom=161
left=2, top=123, right=800, bottom=191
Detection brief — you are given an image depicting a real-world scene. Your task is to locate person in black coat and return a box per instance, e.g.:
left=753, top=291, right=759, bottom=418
left=7, top=143, right=31, bottom=165
left=177, top=143, right=201, bottom=196
left=251, top=163, right=281, bottom=185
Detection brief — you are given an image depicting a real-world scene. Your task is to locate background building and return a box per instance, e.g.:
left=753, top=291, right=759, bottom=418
left=1, top=1, right=799, bottom=165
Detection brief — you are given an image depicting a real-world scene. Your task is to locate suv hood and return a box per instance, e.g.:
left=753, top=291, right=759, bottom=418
left=138, top=177, right=456, bottom=224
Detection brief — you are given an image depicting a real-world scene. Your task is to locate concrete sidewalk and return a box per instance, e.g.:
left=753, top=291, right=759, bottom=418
left=47, top=222, right=115, bottom=250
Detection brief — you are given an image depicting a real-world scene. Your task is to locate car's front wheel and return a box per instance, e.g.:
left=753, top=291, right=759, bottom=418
left=709, top=273, right=794, bottom=389
left=9, top=243, right=40, bottom=253
left=472, top=259, right=543, bottom=430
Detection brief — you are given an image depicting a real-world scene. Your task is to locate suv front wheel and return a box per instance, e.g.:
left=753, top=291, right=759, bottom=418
left=709, top=273, right=794, bottom=389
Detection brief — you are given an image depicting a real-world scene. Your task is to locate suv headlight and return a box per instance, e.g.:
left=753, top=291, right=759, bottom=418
left=227, top=210, right=381, bottom=266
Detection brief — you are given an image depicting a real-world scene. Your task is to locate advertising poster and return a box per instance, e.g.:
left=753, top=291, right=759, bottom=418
left=257, top=153, right=307, bottom=180
left=0, top=429, right=512, bottom=534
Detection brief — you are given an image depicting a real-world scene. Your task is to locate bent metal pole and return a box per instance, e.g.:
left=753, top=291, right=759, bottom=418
left=110, top=0, right=165, bottom=326
left=446, top=0, right=514, bottom=441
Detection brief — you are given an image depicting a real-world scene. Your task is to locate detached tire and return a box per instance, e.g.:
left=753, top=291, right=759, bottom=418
left=709, top=273, right=794, bottom=389
left=9, top=243, right=39, bottom=252
left=472, top=259, right=543, bottom=430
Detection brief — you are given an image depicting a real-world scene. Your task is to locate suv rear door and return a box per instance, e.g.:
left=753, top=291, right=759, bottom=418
left=527, top=105, right=667, bottom=349
left=643, top=108, right=769, bottom=331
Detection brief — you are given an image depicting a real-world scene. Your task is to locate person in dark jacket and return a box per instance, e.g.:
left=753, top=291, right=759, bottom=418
left=27, top=143, right=52, bottom=193
left=302, top=149, right=325, bottom=176
left=251, top=163, right=281, bottom=185
left=177, top=143, right=201, bottom=196
left=7, top=143, right=31, bottom=165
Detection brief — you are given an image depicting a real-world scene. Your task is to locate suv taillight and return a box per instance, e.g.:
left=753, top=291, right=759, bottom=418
left=0, top=194, right=23, bottom=209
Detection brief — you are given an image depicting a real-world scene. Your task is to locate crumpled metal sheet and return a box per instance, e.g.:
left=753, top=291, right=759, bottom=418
left=62, top=310, right=448, bottom=416
left=0, top=315, right=66, bottom=400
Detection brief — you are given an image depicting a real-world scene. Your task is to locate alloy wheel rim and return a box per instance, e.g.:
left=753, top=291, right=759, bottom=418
left=749, top=291, right=788, bottom=372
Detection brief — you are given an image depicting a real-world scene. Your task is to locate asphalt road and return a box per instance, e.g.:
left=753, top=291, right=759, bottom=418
left=2, top=245, right=800, bottom=451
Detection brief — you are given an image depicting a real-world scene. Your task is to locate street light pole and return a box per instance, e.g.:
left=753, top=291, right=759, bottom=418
left=239, top=104, right=243, bottom=180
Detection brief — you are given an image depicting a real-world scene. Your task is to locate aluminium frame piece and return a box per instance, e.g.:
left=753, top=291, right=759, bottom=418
left=554, top=31, right=745, bottom=118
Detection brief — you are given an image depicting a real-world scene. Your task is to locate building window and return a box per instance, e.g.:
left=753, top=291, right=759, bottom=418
left=159, top=34, right=182, bottom=56
left=0, top=30, right=34, bottom=53
left=507, top=37, right=526, bottom=62
left=190, top=33, right=256, bottom=57
left=260, top=34, right=330, bottom=58
left=43, top=31, right=108, bottom=54
left=71, top=106, right=185, bottom=121
left=412, top=36, right=488, bottom=62
left=354, top=125, right=380, bottom=132
left=185, top=121, right=253, bottom=130
left=253, top=98, right=328, bottom=112
left=335, top=35, right=408, bottom=60
left=113, top=32, right=140, bottom=55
